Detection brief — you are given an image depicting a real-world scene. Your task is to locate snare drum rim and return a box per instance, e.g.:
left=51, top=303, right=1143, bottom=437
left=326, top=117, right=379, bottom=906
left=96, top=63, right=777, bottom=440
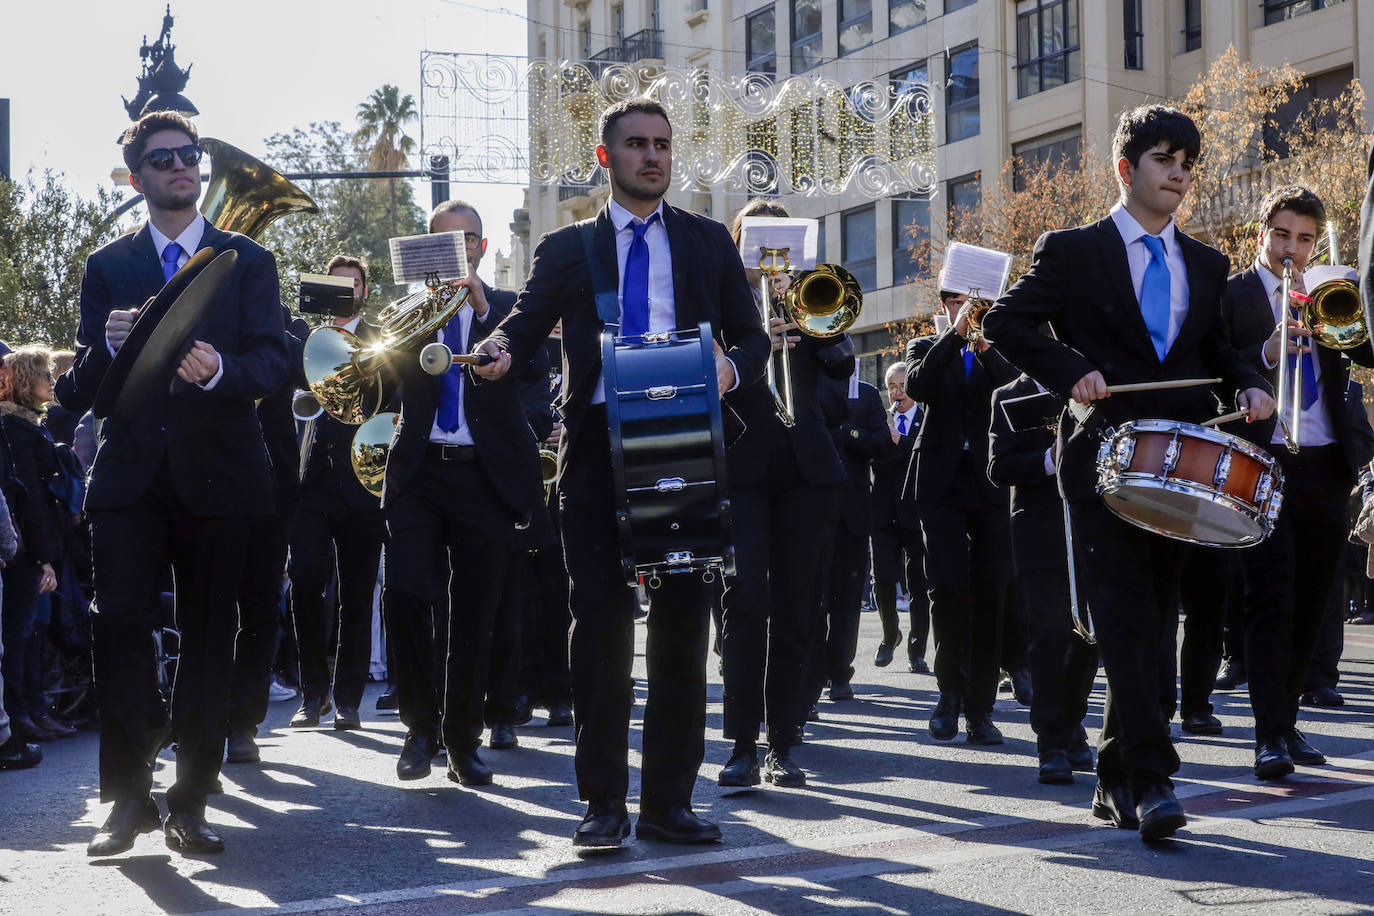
left=1098, top=475, right=1272, bottom=548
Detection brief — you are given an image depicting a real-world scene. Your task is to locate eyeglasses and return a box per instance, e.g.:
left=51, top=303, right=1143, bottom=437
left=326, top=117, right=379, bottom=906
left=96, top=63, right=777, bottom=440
left=139, top=144, right=204, bottom=171
left=462, top=232, right=483, bottom=250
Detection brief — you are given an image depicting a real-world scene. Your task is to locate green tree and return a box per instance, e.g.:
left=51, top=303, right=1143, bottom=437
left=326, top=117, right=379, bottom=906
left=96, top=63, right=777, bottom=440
left=0, top=173, right=124, bottom=347
left=354, top=84, right=419, bottom=239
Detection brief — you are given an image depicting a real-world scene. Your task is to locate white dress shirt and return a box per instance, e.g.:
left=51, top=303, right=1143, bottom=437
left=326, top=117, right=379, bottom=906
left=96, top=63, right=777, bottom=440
left=893, top=402, right=919, bottom=437
left=1110, top=203, right=1189, bottom=356
left=1255, top=259, right=1336, bottom=447
left=592, top=198, right=674, bottom=405
left=428, top=303, right=476, bottom=446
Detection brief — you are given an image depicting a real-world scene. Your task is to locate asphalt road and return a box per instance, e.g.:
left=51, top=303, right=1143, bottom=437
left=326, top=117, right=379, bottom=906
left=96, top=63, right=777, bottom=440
left=4, top=612, right=1374, bottom=916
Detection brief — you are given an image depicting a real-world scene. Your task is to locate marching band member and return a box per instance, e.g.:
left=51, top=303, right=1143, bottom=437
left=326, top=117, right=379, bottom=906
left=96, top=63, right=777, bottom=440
left=985, top=104, right=1274, bottom=840
left=475, top=98, right=770, bottom=847
left=59, top=111, right=288, bottom=856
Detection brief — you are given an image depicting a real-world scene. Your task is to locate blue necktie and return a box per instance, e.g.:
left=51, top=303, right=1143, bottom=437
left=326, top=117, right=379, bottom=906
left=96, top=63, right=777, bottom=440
left=896, top=413, right=907, bottom=435
left=620, top=213, right=660, bottom=337
left=162, top=242, right=183, bottom=283
left=1139, top=235, right=1171, bottom=360
left=963, top=348, right=975, bottom=378
left=1287, top=304, right=1320, bottom=411
left=435, top=311, right=467, bottom=433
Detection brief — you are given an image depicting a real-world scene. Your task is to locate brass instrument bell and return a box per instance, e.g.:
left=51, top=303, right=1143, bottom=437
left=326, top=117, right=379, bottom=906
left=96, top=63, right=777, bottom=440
left=199, top=138, right=318, bottom=238
left=350, top=411, right=399, bottom=498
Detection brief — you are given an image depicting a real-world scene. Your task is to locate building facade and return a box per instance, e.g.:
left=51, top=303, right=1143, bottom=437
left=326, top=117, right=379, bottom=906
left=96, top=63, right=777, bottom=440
left=524, top=0, right=1372, bottom=376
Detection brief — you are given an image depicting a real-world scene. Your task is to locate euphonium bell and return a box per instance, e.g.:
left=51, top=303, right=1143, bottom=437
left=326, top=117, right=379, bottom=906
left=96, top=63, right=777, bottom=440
left=302, top=326, right=390, bottom=425
left=199, top=138, right=318, bottom=239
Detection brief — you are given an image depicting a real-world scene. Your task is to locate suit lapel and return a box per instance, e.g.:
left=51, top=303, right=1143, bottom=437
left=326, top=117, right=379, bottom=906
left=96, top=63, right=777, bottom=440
left=1094, top=218, right=1158, bottom=364
left=595, top=209, right=618, bottom=314
left=132, top=224, right=166, bottom=293
left=1173, top=231, right=1210, bottom=353
left=662, top=205, right=699, bottom=331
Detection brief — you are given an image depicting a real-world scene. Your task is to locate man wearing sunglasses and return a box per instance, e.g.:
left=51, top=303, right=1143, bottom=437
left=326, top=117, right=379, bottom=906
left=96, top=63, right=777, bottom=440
left=56, top=110, right=288, bottom=857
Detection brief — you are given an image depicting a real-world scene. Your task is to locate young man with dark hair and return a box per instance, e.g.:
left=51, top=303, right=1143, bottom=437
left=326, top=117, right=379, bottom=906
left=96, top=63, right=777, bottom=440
left=475, top=97, right=770, bottom=847
left=58, top=110, right=288, bottom=856
left=984, top=104, right=1274, bottom=841
left=1219, top=184, right=1374, bottom=778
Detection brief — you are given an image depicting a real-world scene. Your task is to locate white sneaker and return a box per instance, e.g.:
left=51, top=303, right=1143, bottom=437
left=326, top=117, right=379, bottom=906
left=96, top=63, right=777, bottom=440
left=269, top=677, right=299, bottom=702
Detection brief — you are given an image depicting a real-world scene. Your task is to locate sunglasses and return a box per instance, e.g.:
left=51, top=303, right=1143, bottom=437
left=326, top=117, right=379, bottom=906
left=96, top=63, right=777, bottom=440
left=139, top=144, right=204, bottom=171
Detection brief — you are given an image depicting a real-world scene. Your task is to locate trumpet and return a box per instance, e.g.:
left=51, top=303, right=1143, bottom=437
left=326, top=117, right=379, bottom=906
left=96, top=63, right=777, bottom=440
left=539, top=448, right=558, bottom=501
left=963, top=291, right=993, bottom=347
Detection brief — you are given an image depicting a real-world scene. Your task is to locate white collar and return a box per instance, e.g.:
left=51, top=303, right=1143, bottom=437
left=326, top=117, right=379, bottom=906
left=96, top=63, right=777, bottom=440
left=340, top=314, right=362, bottom=334
left=1254, top=258, right=1285, bottom=299
left=1110, top=203, right=1177, bottom=253
left=608, top=197, right=666, bottom=232
left=148, top=212, right=207, bottom=260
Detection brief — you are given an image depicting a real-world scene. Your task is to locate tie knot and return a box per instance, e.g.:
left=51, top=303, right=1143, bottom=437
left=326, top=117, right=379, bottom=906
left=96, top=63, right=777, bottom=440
left=1141, top=234, right=1166, bottom=259
left=162, top=242, right=183, bottom=265
left=630, top=212, right=660, bottom=240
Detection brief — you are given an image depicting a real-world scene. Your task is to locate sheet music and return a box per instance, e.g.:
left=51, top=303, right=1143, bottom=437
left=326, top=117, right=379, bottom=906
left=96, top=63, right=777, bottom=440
left=738, top=217, right=819, bottom=271
left=939, top=242, right=1012, bottom=300
left=389, top=231, right=469, bottom=285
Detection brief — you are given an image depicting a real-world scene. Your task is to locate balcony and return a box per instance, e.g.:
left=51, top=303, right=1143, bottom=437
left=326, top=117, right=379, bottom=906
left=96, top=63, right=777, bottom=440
left=587, top=28, right=665, bottom=74
left=558, top=170, right=608, bottom=201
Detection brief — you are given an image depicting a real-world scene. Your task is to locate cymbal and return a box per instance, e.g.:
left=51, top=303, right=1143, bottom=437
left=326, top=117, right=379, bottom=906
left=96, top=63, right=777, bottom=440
left=96, top=248, right=239, bottom=421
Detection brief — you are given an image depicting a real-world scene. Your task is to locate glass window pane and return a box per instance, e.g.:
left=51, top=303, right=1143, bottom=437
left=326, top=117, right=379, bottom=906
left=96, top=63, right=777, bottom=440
left=842, top=206, right=877, bottom=291
left=893, top=197, right=931, bottom=282
left=794, top=0, right=822, bottom=37
left=889, top=0, right=926, bottom=33
left=840, top=19, right=873, bottom=54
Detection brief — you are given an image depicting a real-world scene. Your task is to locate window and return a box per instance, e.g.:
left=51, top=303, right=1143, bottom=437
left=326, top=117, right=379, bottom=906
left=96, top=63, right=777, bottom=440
left=1264, top=0, right=1345, bottom=26
left=839, top=0, right=873, bottom=55
left=1263, top=66, right=1354, bottom=159
left=892, top=195, right=931, bottom=283
left=792, top=0, right=824, bottom=73
left=1012, top=128, right=1081, bottom=191
left=842, top=205, right=877, bottom=291
left=1015, top=0, right=1080, bottom=98
left=1182, top=0, right=1201, bottom=51
left=816, top=218, right=827, bottom=263
left=889, top=0, right=926, bottom=34
left=1123, top=0, right=1143, bottom=70
left=946, top=173, right=981, bottom=239
left=945, top=43, right=979, bottom=142
left=891, top=61, right=928, bottom=95
left=580, top=20, right=592, bottom=58
left=747, top=6, right=777, bottom=76
left=613, top=4, right=625, bottom=41
left=945, top=0, right=976, bottom=10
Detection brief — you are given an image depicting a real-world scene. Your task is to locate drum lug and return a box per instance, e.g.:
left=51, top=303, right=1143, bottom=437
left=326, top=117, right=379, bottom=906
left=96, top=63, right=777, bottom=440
left=1266, top=488, right=1283, bottom=524
left=1162, top=432, right=1181, bottom=474
left=1255, top=472, right=1273, bottom=506
left=647, top=385, right=677, bottom=400
left=1213, top=448, right=1232, bottom=489
left=1113, top=432, right=1135, bottom=471
left=655, top=477, right=686, bottom=493
left=665, top=551, right=694, bottom=566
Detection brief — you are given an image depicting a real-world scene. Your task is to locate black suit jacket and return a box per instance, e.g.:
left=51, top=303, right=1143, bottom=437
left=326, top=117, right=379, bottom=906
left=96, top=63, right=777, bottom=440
left=56, top=222, right=288, bottom=517
left=825, top=378, right=889, bottom=536
left=904, top=329, right=1017, bottom=506
left=483, top=203, right=771, bottom=480
left=983, top=216, right=1269, bottom=502
left=870, top=403, right=922, bottom=531
left=988, top=375, right=1065, bottom=575
left=301, top=317, right=385, bottom=511
left=382, top=294, right=542, bottom=523
left=1219, top=265, right=1374, bottom=478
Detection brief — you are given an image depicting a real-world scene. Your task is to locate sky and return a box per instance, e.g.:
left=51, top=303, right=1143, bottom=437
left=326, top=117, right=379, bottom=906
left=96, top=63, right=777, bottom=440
left=2, top=0, right=529, bottom=284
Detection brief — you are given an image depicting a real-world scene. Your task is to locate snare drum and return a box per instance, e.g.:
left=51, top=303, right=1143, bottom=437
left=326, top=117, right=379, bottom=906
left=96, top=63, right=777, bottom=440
left=1095, top=419, right=1283, bottom=547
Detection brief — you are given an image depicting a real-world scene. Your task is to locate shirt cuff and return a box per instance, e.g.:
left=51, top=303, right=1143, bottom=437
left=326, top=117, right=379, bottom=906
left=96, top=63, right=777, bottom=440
left=1261, top=346, right=1276, bottom=371
left=106, top=336, right=118, bottom=357
left=725, top=356, right=740, bottom=393
left=1043, top=447, right=1056, bottom=477
left=196, top=355, right=225, bottom=391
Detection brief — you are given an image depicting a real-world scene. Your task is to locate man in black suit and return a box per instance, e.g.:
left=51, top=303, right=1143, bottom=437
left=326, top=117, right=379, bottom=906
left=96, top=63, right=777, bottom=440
left=871, top=363, right=928, bottom=672
left=287, top=256, right=386, bottom=733
left=984, top=104, right=1274, bottom=840
left=57, top=111, right=288, bottom=855
left=475, top=98, right=770, bottom=847
left=905, top=291, right=1017, bottom=744
left=383, top=201, right=544, bottom=788
left=987, top=374, right=1097, bottom=784
left=1218, top=185, right=1374, bottom=779
left=808, top=372, right=890, bottom=702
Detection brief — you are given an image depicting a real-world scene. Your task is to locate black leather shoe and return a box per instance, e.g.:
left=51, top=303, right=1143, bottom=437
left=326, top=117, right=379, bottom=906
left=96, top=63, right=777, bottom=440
left=447, top=749, right=494, bottom=786
left=375, top=687, right=398, bottom=712
left=1286, top=728, right=1327, bottom=766
left=965, top=714, right=1003, bottom=746
left=909, top=657, right=929, bottom=673
left=1009, top=667, right=1033, bottom=707
left=1091, top=782, right=1138, bottom=830
left=512, top=694, right=534, bottom=726
left=547, top=701, right=574, bottom=726
left=334, top=706, right=361, bottom=731
left=1136, top=782, right=1186, bottom=841
left=1037, top=750, right=1073, bottom=784
left=637, top=806, right=722, bottom=844
left=764, top=748, right=806, bottom=787
left=718, top=748, right=761, bottom=787
left=1214, top=661, right=1247, bottom=690
left=1254, top=740, right=1295, bottom=780
left=488, top=723, right=518, bottom=749
left=225, top=727, right=260, bottom=764
left=1301, top=687, right=1344, bottom=708
left=290, top=697, right=324, bottom=729
left=573, top=800, right=630, bottom=848
left=828, top=681, right=854, bottom=701
left=396, top=732, right=439, bottom=780
left=0, top=734, right=41, bottom=770
left=929, top=694, right=960, bottom=740
left=874, top=631, right=900, bottom=668
left=1181, top=711, right=1223, bottom=735
left=805, top=703, right=820, bottom=723
left=164, top=812, right=225, bottom=854
left=87, top=797, right=161, bottom=857
left=1067, top=735, right=1094, bottom=771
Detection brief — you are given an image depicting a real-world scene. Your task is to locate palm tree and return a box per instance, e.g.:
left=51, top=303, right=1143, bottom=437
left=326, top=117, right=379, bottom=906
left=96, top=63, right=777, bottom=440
left=355, top=85, right=419, bottom=235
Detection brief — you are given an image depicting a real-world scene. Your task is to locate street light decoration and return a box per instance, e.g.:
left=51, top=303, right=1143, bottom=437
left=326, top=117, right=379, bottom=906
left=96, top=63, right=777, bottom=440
left=122, top=4, right=198, bottom=121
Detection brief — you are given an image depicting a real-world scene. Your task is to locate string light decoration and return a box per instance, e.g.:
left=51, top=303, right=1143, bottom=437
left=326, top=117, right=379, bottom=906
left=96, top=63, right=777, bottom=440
left=420, top=52, right=936, bottom=198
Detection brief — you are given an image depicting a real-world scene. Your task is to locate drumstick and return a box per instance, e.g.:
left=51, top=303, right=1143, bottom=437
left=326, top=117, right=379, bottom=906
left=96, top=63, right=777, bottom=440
left=1202, top=408, right=1249, bottom=427
left=1105, top=377, right=1222, bottom=394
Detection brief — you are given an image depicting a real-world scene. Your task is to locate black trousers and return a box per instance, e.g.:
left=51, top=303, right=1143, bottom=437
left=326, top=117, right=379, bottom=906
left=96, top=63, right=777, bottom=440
left=1177, top=549, right=1234, bottom=719
left=561, top=410, right=709, bottom=811
left=1069, top=497, right=1183, bottom=789
left=1020, top=565, right=1098, bottom=753
left=1241, top=446, right=1350, bottom=744
left=383, top=449, right=512, bottom=753
left=228, top=500, right=296, bottom=733
left=290, top=490, right=385, bottom=710
left=89, top=466, right=251, bottom=815
left=1305, top=582, right=1347, bottom=693
left=485, top=555, right=523, bottom=727
left=517, top=544, right=572, bottom=706
left=806, top=525, right=869, bottom=699
left=916, top=459, right=1010, bottom=716
left=870, top=523, right=928, bottom=664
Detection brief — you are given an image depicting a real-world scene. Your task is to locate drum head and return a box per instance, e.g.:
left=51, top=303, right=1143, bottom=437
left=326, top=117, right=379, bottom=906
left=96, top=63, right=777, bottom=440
left=1101, top=480, right=1265, bottom=547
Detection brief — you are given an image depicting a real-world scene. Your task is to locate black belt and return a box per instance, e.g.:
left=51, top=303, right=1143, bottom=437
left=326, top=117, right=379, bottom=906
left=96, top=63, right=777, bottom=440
left=428, top=442, right=477, bottom=461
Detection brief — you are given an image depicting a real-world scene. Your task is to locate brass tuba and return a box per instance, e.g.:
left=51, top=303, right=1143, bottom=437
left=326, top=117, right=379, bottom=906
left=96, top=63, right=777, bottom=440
left=199, top=138, right=319, bottom=238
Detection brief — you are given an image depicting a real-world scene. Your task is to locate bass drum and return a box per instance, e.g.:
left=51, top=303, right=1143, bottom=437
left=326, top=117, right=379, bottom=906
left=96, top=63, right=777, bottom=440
left=1095, top=418, right=1283, bottom=547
